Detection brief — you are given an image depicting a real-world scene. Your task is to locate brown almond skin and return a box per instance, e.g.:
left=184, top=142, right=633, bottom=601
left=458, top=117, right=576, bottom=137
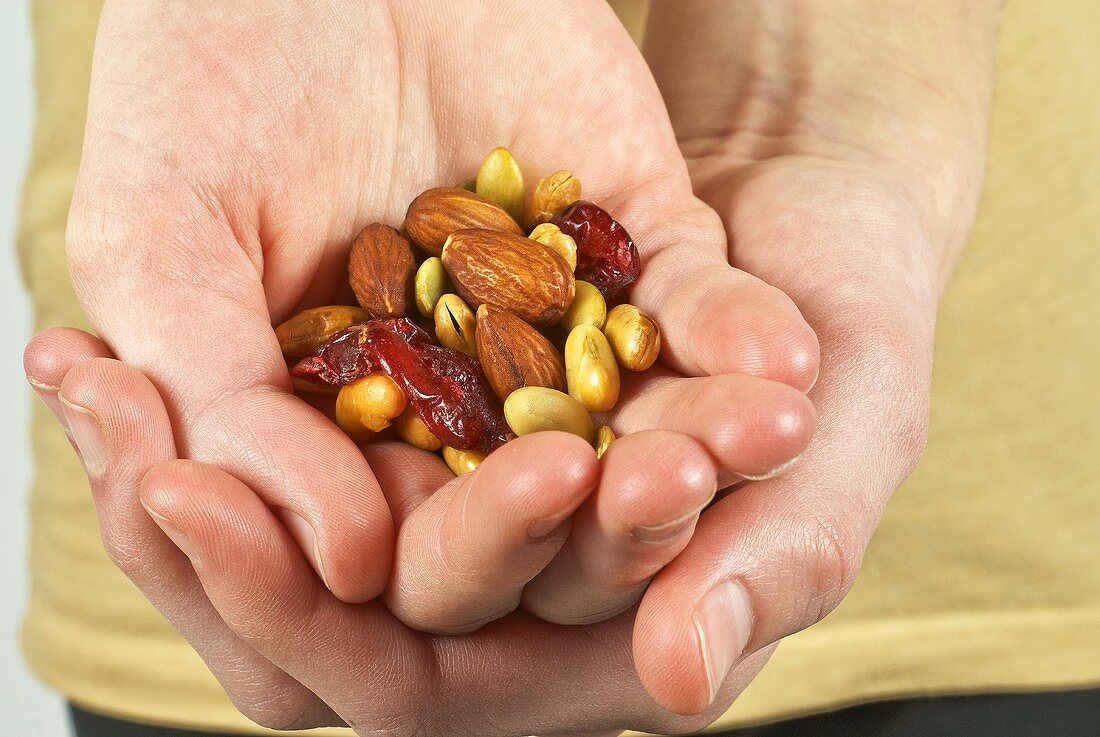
left=475, top=304, right=567, bottom=401
left=348, top=224, right=416, bottom=318
left=442, top=229, right=575, bottom=326
left=404, top=187, right=524, bottom=256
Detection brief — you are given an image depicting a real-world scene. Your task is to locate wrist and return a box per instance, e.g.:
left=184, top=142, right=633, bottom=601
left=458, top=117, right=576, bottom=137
left=643, top=0, right=1001, bottom=282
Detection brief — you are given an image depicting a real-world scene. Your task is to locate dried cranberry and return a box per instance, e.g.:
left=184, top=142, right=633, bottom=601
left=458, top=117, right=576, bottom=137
left=291, top=324, right=375, bottom=386
left=364, top=321, right=509, bottom=451
left=293, top=318, right=508, bottom=451
left=552, top=200, right=640, bottom=302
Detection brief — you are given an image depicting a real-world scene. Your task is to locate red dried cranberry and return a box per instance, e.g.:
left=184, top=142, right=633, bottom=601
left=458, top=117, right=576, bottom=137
left=293, top=318, right=508, bottom=451
left=552, top=200, right=640, bottom=302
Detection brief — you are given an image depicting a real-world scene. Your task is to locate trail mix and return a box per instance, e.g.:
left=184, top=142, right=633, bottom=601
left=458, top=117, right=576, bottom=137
left=278, top=148, right=661, bottom=476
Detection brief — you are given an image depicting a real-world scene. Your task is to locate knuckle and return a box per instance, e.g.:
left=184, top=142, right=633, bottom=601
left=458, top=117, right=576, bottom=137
left=231, top=685, right=319, bottom=732
left=799, top=512, right=863, bottom=624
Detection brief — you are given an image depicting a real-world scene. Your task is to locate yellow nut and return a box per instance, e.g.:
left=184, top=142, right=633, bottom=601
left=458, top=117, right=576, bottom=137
left=455, top=178, right=477, bottom=192
left=564, top=324, right=620, bottom=412
left=434, top=293, right=478, bottom=357
left=443, top=446, right=487, bottom=476
left=335, top=373, right=407, bottom=443
left=394, top=408, right=443, bottom=452
left=415, top=257, right=451, bottom=318
left=275, top=305, right=370, bottom=359
left=529, top=223, right=578, bottom=272
left=603, top=304, right=661, bottom=371
left=527, top=170, right=581, bottom=227
left=476, top=147, right=525, bottom=223
left=594, top=425, right=616, bottom=459
left=560, top=280, right=606, bottom=332
left=504, top=386, right=594, bottom=443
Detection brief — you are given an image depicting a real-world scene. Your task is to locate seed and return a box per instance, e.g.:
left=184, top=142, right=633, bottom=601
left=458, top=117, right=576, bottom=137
left=434, top=293, right=478, bottom=357
left=415, top=257, right=451, bottom=318
left=335, top=373, right=407, bottom=443
left=395, top=408, right=443, bottom=451
left=528, top=170, right=581, bottom=228
left=594, top=425, right=616, bottom=459
left=476, top=147, right=525, bottom=223
left=275, top=305, right=370, bottom=359
left=443, top=446, right=486, bottom=476
left=560, top=280, right=606, bottom=332
left=504, top=386, right=594, bottom=442
left=564, top=324, right=620, bottom=412
left=529, top=223, right=578, bottom=272
left=603, top=304, right=661, bottom=371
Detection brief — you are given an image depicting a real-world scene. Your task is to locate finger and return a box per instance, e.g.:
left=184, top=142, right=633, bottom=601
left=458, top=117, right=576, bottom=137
left=609, top=370, right=815, bottom=486
left=599, top=191, right=820, bottom=391
left=24, top=327, right=115, bottom=435
left=138, top=455, right=770, bottom=736
left=55, top=357, right=338, bottom=730
left=522, top=431, right=717, bottom=624
left=632, top=331, right=927, bottom=714
left=360, top=440, right=453, bottom=525
left=67, top=192, right=393, bottom=602
left=384, top=432, right=600, bottom=634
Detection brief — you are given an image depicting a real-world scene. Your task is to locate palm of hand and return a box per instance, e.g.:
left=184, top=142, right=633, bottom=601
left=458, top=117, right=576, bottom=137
left=58, top=0, right=828, bottom=732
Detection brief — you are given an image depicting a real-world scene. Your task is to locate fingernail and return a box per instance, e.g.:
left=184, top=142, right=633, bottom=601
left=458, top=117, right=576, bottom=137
left=527, top=509, right=574, bottom=540
left=275, top=508, right=328, bottom=587
left=740, top=454, right=803, bottom=482
left=142, top=504, right=203, bottom=570
left=693, top=580, right=753, bottom=704
left=29, top=379, right=68, bottom=428
left=632, top=488, right=717, bottom=544
left=631, top=513, right=700, bottom=544
left=58, top=395, right=106, bottom=478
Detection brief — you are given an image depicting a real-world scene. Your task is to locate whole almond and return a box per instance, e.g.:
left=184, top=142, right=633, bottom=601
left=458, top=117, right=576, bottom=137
left=476, top=147, right=525, bottom=222
left=528, top=170, right=581, bottom=228
left=348, top=224, right=416, bottom=318
left=442, top=229, right=575, bottom=327
left=404, top=187, right=523, bottom=256
left=475, top=304, right=567, bottom=401
left=276, top=305, right=370, bottom=358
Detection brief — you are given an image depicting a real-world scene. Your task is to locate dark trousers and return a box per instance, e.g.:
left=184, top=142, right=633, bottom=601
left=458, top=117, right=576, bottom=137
left=70, top=688, right=1100, bottom=736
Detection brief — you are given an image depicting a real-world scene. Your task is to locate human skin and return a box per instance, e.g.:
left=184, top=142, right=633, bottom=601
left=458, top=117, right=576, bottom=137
left=25, top=0, right=1000, bottom=734
left=63, top=0, right=817, bottom=623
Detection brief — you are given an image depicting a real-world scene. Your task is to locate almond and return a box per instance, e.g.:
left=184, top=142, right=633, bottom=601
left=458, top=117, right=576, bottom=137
left=404, top=187, right=523, bottom=256
left=475, top=304, right=566, bottom=401
left=348, top=224, right=416, bottom=318
left=442, top=229, right=575, bottom=326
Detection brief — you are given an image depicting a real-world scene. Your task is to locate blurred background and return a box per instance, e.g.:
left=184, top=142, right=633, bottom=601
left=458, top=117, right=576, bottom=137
left=0, top=2, right=69, bottom=734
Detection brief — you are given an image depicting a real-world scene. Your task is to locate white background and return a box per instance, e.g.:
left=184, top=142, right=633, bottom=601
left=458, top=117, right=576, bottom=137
left=0, top=2, right=71, bottom=734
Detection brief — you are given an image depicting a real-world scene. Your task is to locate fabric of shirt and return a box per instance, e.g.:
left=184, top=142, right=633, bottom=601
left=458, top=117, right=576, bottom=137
left=18, top=1, right=1099, bottom=734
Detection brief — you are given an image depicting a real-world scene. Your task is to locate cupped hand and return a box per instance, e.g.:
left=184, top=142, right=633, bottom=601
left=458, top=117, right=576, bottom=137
left=69, top=0, right=817, bottom=623
left=627, top=0, right=998, bottom=712
left=25, top=328, right=779, bottom=736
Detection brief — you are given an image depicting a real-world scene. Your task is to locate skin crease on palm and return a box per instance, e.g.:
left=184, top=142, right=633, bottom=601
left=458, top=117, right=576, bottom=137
left=24, top=0, right=1002, bottom=735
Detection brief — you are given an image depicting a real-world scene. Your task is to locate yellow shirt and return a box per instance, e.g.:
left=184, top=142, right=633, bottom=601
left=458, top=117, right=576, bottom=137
left=19, top=1, right=1099, bottom=734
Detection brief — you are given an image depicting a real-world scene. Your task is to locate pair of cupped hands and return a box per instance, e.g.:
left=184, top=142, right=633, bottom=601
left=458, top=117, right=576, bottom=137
left=24, top=1, right=952, bottom=735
